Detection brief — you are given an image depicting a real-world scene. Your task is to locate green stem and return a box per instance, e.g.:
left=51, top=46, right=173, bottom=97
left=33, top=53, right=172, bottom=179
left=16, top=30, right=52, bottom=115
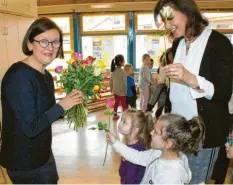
left=163, top=36, right=167, bottom=65
left=164, top=18, right=170, bottom=89
left=103, top=115, right=111, bottom=166
left=79, top=75, right=94, bottom=90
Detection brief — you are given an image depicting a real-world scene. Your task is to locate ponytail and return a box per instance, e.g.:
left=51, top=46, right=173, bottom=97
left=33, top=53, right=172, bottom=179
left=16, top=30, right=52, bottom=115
left=111, top=59, right=116, bottom=72
left=141, top=112, right=154, bottom=149
left=159, top=114, right=205, bottom=155
left=111, top=54, right=125, bottom=72
left=187, top=116, right=206, bottom=155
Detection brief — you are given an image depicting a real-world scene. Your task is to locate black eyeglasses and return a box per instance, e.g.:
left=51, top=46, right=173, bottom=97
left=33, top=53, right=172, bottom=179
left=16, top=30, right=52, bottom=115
left=33, top=39, right=61, bottom=49
left=226, top=137, right=233, bottom=146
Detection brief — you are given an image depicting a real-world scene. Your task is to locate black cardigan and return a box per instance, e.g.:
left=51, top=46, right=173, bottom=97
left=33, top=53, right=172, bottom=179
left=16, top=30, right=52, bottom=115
left=0, top=62, right=64, bottom=170
left=170, top=30, right=233, bottom=148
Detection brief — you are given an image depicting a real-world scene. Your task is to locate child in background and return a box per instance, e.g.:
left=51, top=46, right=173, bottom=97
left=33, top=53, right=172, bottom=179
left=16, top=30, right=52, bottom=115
left=124, top=64, right=137, bottom=108
left=147, top=48, right=173, bottom=118
left=110, top=54, right=127, bottom=120
left=149, top=58, right=157, bottom=99
left=107, top=113, right=206, bottom=184
left=138, top=54, right=152, bottom=112
left=116, top=109, right=154, bottom=184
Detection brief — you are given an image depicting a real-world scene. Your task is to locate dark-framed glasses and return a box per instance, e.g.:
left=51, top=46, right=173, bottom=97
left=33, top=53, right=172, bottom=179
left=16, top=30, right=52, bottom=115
left=226, top=137, right=233, bottom=146
left=33, top=39, right=61, bottom=49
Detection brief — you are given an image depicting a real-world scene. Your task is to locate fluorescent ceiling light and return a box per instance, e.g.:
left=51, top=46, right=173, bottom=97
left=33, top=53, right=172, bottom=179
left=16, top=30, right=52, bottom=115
left=90, top=4, right=113, bottom=9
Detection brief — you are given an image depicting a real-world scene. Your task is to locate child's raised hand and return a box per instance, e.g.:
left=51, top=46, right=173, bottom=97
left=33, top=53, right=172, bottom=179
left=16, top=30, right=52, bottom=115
left=106, top=131, right=117, bottom=145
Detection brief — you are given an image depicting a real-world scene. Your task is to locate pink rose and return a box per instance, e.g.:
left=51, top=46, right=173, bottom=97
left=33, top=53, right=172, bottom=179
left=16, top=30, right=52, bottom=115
left=55, top=66, right=63, bottom=73
left=73, top=52, right=83, bottom=61
left=106, top=98, right=114, bottom=108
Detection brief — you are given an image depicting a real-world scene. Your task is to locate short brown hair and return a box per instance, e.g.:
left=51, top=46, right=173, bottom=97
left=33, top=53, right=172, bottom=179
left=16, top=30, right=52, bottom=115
left=22, top=17, right=64, bottom=58
left=154, top=0, right=209, bottom=39
left=142, top=53, right=150, bottom=61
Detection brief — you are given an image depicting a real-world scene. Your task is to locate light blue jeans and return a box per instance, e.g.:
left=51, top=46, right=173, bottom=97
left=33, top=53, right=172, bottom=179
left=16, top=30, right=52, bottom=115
left=187, top=147, right=220, bottom=184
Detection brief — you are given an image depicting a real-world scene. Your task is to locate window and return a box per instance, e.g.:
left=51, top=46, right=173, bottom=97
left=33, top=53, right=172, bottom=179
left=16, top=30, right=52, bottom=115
left=135, top=12, right=233, bottom=68
left=136, top=35, right=171, bottom=68
left=136, top=13, right=168, bottom=68
left=224, top=34, right=233, bottom=44
left=81, top=13, right=128, bottom=68
left=43, top=15, right=74, bottom=70
left=137, top=13, right=157, bottom=31
left=81, top=14, right=127, bottom=33
left=203, top=13, right=233, bottom=29
left=82, top=35, right=127, bottom=67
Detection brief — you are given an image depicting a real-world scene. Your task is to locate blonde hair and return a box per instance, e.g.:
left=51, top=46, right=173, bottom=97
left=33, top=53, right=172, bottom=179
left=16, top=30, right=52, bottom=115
left=124, top=64, right=133, bottom=72
left=124, top=109, right=154, bottom=149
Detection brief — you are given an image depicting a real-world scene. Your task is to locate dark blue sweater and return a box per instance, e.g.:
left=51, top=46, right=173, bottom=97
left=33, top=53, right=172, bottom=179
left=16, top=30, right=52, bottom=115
left=0, top=61, right=64, bottom=171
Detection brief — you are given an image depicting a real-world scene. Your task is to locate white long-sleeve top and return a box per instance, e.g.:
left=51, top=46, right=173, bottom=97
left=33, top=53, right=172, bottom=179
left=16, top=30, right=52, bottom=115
left=113, top=141, right=192, bottom=184
left=170, top=27, right=214, bottom=120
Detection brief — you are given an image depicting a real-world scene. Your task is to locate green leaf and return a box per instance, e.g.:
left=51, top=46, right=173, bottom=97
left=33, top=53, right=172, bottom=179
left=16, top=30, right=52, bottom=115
left=103, top=123, right=108, bottom=130
left=97, top=121, right=104, bottom=130
left=68, top=64, right=75, bottom=72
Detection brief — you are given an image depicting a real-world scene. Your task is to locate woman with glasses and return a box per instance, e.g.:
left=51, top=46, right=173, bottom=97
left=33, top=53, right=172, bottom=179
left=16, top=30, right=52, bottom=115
left=0, top=17, right=85, bottom=184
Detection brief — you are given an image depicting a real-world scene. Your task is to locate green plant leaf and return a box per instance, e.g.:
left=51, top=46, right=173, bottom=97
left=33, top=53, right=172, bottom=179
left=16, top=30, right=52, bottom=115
left=103, top=123, right=108, bottom=130
left=97, top=121, right=104, bottom=130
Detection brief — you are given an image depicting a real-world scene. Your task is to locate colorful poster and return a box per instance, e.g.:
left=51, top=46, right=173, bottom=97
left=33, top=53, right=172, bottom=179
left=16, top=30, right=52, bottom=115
left=93, top=39, right=102, bottom=59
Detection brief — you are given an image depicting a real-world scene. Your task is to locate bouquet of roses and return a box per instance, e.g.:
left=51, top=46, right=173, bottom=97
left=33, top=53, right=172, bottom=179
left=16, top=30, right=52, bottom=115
left=55, top=53, right=105, bottom=131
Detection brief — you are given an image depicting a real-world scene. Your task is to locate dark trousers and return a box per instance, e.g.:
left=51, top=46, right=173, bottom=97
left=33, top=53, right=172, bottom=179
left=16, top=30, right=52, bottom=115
left=211, top=146, right=230, bottom=184
left=147, top=83, right=168, bottom=118
left=126, top=96, right=136, bottom=109
left=211, top=113, right=233, bottom=184
left=7, top=154, right=59, bottom=184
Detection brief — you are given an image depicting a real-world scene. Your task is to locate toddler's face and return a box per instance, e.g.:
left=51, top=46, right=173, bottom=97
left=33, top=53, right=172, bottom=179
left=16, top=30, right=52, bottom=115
left=143, top=56, right=151, bottom=66
left=127, top=67, right=134, bottom=75
left=118, top=112, right=133, bottom=136
left=225, top=131, right=233, bottom=159
left=150, top=120, right=165, bottom=150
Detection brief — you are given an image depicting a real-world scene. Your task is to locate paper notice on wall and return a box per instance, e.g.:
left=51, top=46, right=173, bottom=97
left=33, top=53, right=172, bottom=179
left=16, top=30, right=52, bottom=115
left=93, top=39, right=102, bottom=59
left=102, top=38, right=113, bottom=66
left=148, top=37, right=160, bottom=56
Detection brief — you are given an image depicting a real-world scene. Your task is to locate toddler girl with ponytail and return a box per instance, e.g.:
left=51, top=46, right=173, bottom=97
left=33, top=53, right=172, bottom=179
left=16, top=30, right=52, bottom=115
left=107, top=113, right=205, bottom=184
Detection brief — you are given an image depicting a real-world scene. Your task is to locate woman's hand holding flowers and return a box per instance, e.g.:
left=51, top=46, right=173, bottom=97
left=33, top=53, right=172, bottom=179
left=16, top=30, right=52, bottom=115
left=58, top=90, right=85, bottom=111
